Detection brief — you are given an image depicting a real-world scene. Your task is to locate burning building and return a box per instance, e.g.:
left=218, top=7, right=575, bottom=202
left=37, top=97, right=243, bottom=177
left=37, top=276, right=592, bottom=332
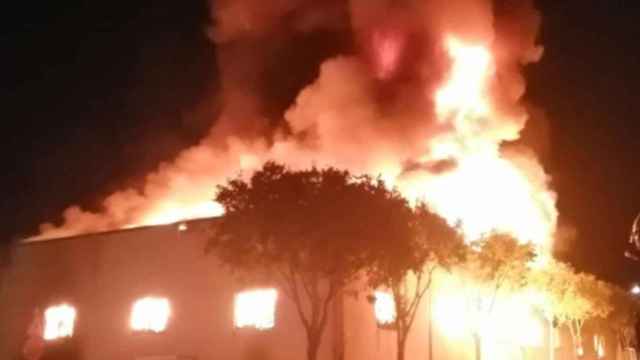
left=31, top=0, right=557, bottom=250
left=1, top=0, right=631, bottom=359
left=0, top=218, right=625, bottom=360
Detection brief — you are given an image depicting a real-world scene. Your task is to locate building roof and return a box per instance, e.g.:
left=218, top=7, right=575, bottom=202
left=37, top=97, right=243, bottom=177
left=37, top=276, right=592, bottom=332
left=19, top=216, right=221, bottom=245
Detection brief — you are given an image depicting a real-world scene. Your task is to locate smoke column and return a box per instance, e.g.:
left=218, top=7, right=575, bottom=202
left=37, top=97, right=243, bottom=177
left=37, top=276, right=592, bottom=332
left=35, top=0, right=557, bottom=251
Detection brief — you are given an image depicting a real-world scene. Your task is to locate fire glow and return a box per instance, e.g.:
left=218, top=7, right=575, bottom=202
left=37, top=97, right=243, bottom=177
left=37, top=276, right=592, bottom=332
left=398, top=36, right=556, bottom=249
left=373, top=291, right=396, bottom=326
left=432, top=280, right=545, bottom=358
left=130, top=297, right=171, bottom=333
left=43, top=304, right=76, bottom=341
left=29, top=1, right=567, bottom=355
left=136, top=36, right=553, bottom=251
left=234, top=289, right=278, bottom=330
left=435, top=37, right=493, bottom=122
left=35, top=32, right=557, bottom=254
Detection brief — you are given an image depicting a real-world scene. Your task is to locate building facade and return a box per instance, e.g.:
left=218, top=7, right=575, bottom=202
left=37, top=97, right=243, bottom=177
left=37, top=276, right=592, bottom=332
left=0, top=218, right=629, bottom=360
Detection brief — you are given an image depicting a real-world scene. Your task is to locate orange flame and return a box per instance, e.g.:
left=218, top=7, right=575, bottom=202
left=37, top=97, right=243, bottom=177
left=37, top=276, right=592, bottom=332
left=43, top=304, right=76, bottom=341
left=234, top=289, right=278, bottom=330
left=396, top=36, right=556, bottom=250
left=34, top=35, right=556, bottom=253
left=130, top=297, right=171, bottom=333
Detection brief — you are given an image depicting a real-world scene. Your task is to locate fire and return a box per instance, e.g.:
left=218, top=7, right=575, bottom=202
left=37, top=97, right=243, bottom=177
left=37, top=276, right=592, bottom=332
left=130, top=297, right=171, bottom=333
left=373, top=291, right=396, bottom=326
left=432, top=277, right=545, bottom=358
left=139, top=201, right=224, bottom=227
left=43, top=304, right=76, bottom=341
left=435, top=36, right=493, bottom=123
left=234, top=289, right=278, bottom=330
left=34, top=32, right=557, bottom=258
left=397, top=36, right=556, bottom=249
left=135, top=36, right=556, bottom=252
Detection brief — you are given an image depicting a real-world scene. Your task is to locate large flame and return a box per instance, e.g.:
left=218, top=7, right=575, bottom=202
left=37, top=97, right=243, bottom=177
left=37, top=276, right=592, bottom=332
left=138, top=36, right=556, bottom=250
left=435, top=37, right=493, bottom=122
left=34, top=27, right=556, bottom=254
left=397, top=36, right=555, bottom=249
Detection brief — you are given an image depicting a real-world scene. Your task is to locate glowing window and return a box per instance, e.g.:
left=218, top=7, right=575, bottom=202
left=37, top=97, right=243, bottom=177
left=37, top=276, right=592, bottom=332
left=374, top=291, right=396, bottom=326
left=43, top=304, right=76, bottom=341
left=234, top=289, right=277, bottom=330
left=130, top=297, right=171, bottom=333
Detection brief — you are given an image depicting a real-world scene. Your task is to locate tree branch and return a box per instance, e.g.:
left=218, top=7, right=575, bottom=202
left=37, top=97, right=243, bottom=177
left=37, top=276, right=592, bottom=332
left=288, top=264, right=311, bottom=331
left=318, top=280, right=337, bottom=334
left=407, top=267, right=435, bottom=332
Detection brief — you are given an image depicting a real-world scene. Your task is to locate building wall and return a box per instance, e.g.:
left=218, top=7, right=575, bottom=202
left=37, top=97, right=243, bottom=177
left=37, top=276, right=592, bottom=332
left=0, top=221, right=338, bottom=360
left=0, top=220, right=625, bottom=360
left=341, top=271, right=620, bottom=360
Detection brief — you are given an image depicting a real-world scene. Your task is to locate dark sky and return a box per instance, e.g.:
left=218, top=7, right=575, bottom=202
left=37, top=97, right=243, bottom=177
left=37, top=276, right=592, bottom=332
left=2, top=0, right=640, bottom=285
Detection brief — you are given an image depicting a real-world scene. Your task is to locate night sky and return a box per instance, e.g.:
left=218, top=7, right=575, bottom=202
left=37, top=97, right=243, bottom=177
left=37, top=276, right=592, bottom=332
left=2, top=1, right=640, bottom=286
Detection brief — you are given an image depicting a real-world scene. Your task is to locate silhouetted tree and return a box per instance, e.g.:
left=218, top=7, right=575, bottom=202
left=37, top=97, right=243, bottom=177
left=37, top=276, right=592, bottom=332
left=599, top=285, right=639, bottom=353
left=364, top=203, right=465, bottom=360
left=208, top=162, right=417, bottom=360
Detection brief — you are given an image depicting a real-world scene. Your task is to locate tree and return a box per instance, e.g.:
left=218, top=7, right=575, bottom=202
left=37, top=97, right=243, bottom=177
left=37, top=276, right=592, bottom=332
left=529, top=261, right=612, bottom=359
left=598, top=285, right=639, bottom=352
left=208, top=162, right=416, bottom=360
left=529, top=259, right=582, bottom=360
left=528, top=259, right=577, bottom=360
left=565, top=274, right=612, bottom=358
left=364, top=203, right=464, bottom=360
left=464, top=234, right=536, bottom=360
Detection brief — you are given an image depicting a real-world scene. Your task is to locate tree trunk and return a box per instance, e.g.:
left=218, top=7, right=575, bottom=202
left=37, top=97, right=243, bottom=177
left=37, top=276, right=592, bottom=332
left=397, top=330, right=408, bottom=360
left=307, top=337, right=319, bottom=360
left=474, top=334, right=482, bottom=360
left=307, top=328, right=324, bottom=360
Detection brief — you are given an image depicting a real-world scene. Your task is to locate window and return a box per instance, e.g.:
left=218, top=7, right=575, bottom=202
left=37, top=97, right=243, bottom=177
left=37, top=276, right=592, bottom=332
left=130, top=297, right=171, bottom=333
left=373, top=291, right=396, bottom=326
left=234, top=289, right=277, bottom=330
left=43, top=304, right=76, bottom=341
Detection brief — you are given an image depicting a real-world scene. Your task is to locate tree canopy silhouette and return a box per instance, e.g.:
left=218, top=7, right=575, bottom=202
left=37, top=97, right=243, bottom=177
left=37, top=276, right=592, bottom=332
left=208, top=162, right=422, bottom=360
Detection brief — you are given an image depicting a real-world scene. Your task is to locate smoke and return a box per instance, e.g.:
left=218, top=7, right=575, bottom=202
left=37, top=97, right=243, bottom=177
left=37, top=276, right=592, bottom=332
left=34, top=0, right=556, bottom=245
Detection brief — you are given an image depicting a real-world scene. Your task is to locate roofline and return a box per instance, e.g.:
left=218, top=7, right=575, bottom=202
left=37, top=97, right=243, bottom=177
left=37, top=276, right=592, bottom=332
left=19, top=216, right=222, bottom=246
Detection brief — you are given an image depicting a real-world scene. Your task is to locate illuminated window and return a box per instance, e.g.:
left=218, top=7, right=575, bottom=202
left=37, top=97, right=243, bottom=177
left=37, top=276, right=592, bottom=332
left=130, top=297, right=171, bottom=333
left=234, top=289, right=277, bottom=330
left=374, top=291, right=396, bottom=326
left=43, top=304, right=76, bottom=341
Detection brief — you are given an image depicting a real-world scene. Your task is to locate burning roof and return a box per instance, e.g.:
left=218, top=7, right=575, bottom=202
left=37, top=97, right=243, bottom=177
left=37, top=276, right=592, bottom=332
left=33, top=0, right=556, bottom=252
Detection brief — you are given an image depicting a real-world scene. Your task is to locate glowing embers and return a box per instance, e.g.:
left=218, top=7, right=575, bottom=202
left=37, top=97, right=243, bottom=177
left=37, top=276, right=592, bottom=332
left=234, top=289, right=278, bottom=330
left=130, top=297, right=171, bottom=333
left=43, top=304, right=76, bottom=341
left=373, top=291, right=396, bottom=326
